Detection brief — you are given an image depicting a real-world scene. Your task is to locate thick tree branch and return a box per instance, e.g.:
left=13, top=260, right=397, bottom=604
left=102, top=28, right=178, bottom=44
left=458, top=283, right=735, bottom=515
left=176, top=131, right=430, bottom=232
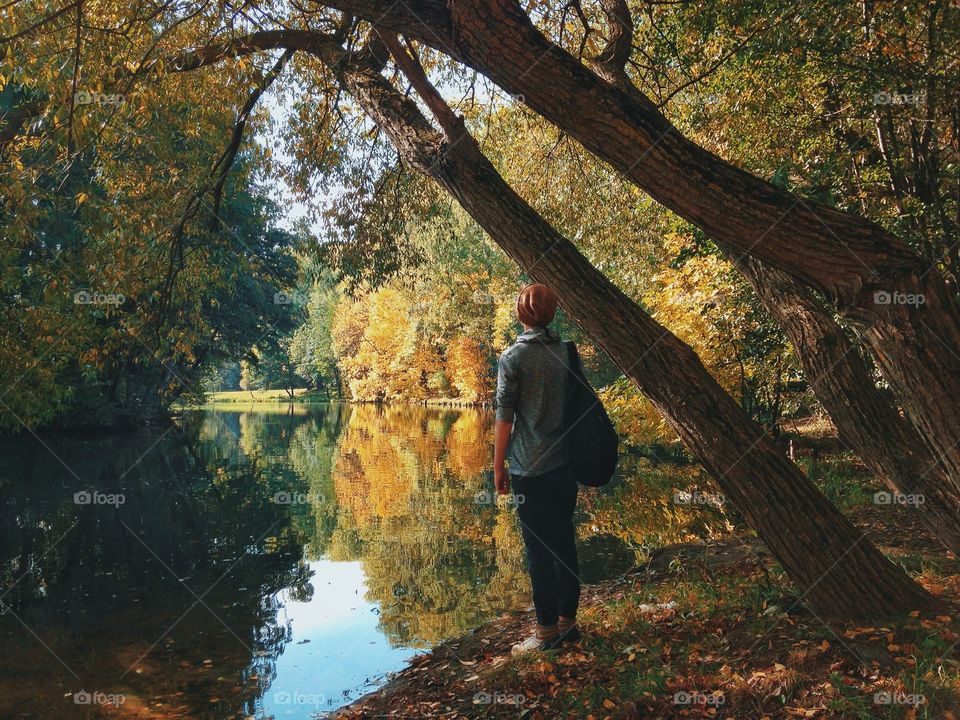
left=146, top=29, right=319, bottom=73
left=377, top=32, right=462, bottom=139
left=593, top=0, right=633, bottom=80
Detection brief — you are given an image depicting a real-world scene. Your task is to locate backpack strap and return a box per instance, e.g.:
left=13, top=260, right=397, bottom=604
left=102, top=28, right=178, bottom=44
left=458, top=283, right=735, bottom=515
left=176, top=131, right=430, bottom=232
left=566, top=341, right=583, bottom=378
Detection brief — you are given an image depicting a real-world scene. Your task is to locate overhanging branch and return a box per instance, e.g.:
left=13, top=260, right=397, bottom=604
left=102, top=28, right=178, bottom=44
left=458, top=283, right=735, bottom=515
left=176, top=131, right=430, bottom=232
left=377, top=32, right=463, bottom=140
left=594, top=0, right=633, bottom=79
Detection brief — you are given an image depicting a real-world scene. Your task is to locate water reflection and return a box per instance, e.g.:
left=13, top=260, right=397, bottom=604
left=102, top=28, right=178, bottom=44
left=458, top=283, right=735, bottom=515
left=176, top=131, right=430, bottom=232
left=0, top=403, right=728, bottom=718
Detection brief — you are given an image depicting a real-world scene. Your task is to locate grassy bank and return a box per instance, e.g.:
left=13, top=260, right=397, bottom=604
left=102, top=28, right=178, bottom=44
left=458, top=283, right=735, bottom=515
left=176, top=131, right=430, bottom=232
left=201, top=388, right=316, bottom=403
left=333, top=465, right=960, bottom=719
left=193, top=390, right=489, bottom=408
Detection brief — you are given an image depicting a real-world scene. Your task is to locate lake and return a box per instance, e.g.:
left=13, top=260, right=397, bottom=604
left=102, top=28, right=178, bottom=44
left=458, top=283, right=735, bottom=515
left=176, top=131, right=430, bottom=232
left=0, top=403, right=728, bottom=719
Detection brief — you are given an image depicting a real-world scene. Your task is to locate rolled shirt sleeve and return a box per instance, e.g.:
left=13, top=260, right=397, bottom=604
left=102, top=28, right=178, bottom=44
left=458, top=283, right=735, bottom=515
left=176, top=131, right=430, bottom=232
left=495, top=350, right=519, bottom=422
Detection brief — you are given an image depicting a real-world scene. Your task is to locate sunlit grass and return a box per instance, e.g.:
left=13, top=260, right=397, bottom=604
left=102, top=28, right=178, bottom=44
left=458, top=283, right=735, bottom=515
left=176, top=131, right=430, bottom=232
left=205, top=388, right=311, bottom=402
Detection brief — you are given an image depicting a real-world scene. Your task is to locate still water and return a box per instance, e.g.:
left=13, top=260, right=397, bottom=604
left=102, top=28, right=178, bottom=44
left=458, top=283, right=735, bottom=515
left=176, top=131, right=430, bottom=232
left=0, top=403, right=727, bottom=719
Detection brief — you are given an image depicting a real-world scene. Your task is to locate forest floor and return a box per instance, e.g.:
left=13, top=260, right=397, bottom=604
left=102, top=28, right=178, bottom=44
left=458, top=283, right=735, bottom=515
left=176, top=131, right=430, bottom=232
left=332, top=459, right=960, bottom=720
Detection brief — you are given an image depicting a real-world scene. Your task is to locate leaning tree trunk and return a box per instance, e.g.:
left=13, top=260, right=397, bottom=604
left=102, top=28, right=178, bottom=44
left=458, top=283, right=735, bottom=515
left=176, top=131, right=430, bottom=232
left=323, top=0, right=960, bottom=505
left=854, top=283, right=960, bottom=485
left=736, top=256, right=960, bottom=555
left=303, top=36, right=935, bottom=619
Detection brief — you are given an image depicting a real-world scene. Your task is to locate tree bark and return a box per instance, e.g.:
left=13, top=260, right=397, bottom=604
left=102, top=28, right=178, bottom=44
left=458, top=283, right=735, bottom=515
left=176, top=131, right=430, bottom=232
left=736, top=256, right=960, bottom=555
left=321, top=0, right=960, bottom=506
left=853, top=284, right=960, bottom=486
left=303, top=35, right=936, bottom=619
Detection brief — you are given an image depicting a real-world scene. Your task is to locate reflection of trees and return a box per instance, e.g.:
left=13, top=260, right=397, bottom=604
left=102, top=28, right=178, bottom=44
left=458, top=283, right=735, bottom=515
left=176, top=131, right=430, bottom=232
left=0, top=422, right=312, bottom=719
left=331, top=406, right=489, bottom=529
left=196, top=407, right=349, bottom=551
left=348, top=479, right=530, bottom=646
left=285, top=406, right=344, bottom=557
left=582, top=456, right=731, bottom=550
left=318, top=409, right=732, bottom=646
left=484, top=511, right=532, bottom=609
left=445, top=410, right=490, bottom=480
left=332, top=407, right=415, bottom=527
left=5, top=404, right=671, bottom=716
left=323, top=404, right=530, bottom=645
left=253, top=405, right=729, bottom=651
left=187, top=406, right=729, bottom=654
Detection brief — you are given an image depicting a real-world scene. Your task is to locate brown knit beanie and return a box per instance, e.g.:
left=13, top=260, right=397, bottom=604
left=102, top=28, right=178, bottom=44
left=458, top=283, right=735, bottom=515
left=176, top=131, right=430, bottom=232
left=516, top=284, right=559, bottom=327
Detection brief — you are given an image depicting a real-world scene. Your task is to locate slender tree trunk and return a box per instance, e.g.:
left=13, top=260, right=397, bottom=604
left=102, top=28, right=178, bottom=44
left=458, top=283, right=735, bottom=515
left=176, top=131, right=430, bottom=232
left=736, top=256, right=960, bottom=554
left=323, top=0, right=960, bottom=503
left=306, top=37, right=936, bottom=619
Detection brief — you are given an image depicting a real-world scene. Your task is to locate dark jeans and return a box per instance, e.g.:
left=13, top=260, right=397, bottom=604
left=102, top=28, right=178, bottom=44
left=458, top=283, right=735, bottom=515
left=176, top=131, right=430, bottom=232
left=511, top=464, right=580, bottom=626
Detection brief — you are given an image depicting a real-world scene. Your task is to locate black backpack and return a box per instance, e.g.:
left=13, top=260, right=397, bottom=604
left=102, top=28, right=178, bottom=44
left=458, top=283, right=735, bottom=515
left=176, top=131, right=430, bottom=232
left=564, top=342, right=619, bottom=487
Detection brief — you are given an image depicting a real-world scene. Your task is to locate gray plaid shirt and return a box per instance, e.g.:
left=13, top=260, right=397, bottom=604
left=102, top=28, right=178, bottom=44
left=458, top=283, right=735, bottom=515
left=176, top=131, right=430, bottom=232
left=495, top=326, right=570, bottom=477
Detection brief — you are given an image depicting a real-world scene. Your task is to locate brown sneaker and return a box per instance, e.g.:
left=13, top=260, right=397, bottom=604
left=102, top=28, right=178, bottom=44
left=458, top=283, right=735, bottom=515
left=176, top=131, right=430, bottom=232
left=558, top=616, right=581, bottom=643
left=511, top=624, right=561, bottom=654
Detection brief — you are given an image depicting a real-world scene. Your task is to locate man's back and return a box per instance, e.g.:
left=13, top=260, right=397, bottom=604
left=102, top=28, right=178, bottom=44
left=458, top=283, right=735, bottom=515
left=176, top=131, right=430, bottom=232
left=495, top=326, right=570, bottom=477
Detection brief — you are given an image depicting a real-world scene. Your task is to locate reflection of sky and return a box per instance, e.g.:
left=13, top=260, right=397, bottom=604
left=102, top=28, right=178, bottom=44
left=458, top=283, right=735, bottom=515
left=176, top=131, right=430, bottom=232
left=258, top=560, right=417, bottom=719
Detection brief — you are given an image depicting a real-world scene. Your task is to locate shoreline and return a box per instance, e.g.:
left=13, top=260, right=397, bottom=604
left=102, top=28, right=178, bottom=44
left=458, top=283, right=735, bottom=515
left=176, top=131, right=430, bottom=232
left=193, top=390, right=492, bottom=409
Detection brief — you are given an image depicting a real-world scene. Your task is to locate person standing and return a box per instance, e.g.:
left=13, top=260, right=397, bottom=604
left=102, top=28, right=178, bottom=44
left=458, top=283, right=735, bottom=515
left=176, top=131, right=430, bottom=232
left=493, top=283, right=582, bottom=653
